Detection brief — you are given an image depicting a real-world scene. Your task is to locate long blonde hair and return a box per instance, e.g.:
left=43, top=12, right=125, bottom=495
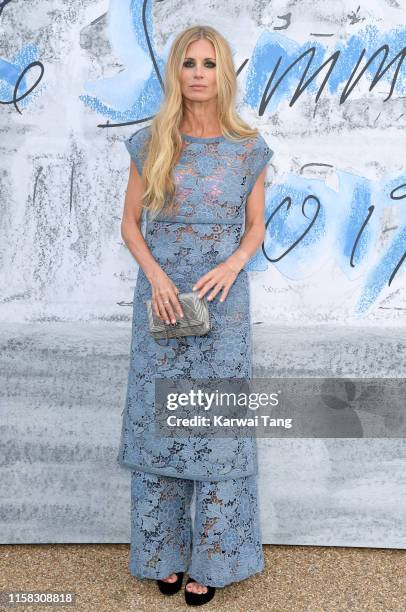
left=140, top=25, right=259, bottom=219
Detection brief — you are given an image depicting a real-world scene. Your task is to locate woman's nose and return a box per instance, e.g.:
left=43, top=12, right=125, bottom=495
left=193, top=64, right=204, bottom=76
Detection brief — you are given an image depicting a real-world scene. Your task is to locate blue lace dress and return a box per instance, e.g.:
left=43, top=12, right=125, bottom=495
left=117, top=126, right=274, bottom=481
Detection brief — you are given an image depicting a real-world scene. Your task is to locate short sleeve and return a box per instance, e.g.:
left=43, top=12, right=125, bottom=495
left=246, top=133, right=274, bottom=195
left=124, top=126, right=150, bottom=176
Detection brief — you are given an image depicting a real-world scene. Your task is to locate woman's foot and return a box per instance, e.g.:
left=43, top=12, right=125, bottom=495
left=161, top=573, right=179, bottom=583
left=185, top=580, right=208, bottom=594
left=156, top=571, right=184, bottom=595
left=184, top=577, right=216, bottom=606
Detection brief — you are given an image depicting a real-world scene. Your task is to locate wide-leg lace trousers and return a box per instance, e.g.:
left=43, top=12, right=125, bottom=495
left=129, top=469, right=265, bottom=588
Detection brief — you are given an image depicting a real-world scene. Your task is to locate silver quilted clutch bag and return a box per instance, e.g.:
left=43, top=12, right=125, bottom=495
left=145, top=291, right=211, bottom=346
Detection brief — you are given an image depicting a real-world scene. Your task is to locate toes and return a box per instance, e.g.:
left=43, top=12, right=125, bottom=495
left=186, top=582, right=208, bottom=594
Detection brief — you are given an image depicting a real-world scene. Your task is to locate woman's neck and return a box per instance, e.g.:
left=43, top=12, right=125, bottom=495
left=179, top=105, right=221, bottom=138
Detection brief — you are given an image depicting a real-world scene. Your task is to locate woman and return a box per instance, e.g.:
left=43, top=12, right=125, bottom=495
left=117, top=24, right=274, bottom=606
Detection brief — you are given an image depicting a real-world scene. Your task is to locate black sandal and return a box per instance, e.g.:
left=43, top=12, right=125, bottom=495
left=156, top=571, right=184, bottom=595
left=184, top=577, right=216, bottom=606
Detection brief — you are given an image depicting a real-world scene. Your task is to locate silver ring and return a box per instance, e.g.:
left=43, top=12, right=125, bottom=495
left=163, top=300, right=170, bottom=304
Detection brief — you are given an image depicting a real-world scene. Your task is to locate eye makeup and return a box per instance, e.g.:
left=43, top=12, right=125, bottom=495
left=183, top=58, right=216, bottom=68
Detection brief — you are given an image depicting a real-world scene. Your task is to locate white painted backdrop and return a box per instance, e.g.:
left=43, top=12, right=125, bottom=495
left=1, top=0, right=405, bottom=546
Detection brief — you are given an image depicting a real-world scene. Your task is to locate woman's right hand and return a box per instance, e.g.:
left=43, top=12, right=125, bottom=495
left=149, top=268, right=184, bottom=324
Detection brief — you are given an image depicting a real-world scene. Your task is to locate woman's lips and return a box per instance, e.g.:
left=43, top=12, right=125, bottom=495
left=190, top=85, right=206, bottom=89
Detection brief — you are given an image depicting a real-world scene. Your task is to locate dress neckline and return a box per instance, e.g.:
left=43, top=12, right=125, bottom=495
left=180, top=132, right=225, bottom=143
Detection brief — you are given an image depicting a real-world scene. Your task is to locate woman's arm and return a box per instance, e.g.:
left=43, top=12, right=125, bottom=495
left=121, top=160, right=160, bottom=279
left=121, top=160, right=184, bottom=323
left=192, top=167, right=267, bottom=303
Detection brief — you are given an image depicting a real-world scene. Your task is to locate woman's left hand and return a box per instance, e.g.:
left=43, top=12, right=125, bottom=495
left=192, top=261, right=240, bottom=303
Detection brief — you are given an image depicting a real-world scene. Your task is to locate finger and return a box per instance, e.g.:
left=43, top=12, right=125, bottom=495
left=172, top=287, right=184, bottom=317
left=192, top=272, right=212, bottom=291
left=207, top=282, right=225, bottom=301
left=153, top=300, right=166, bottom=322
left=155, top=293, right=172, bottom=323
left=165, top=290, right=183, bottom=322
left=154, top=297, right=169, bottom=323
left=163, top=290, right=183, bottom=323
left=152, top=300, right=162, bottom=320
left=157, top=294, right=176, bottom=323
left=219, top=286, right=230, bottom=302
left=206, top=276, right=226, bottom=301
left=196, top=277, right=218, bottom=299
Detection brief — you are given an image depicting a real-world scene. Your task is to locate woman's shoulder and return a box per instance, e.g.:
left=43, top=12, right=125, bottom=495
left=126, top=124, right=151, bottom=147
left=239, top=130, right=270, bottom=148
left=226, top=131, right=273, bottom=167
left=242, top=130, right=274, bottom=191
left=224, top=130, right=270, bottom=153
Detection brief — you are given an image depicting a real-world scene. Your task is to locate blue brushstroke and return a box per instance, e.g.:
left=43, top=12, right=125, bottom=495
left=338, top=174, right=375, bottom=273
left=0, top=43, right=43, bottom=107
left=80, top=0, right=165, bottom=121
left=362, top=24, right=406, bottom=91
left=256, top=175, right=328, bottom=280
left=356, top=228, right=406, bottom=315
left=244, top=30, right=323, bottom=114
left=244, top=25, right=406, bottom=110
left=329, top=30, right=368, bottom=95
left=355, top=174, right=406, bottom=314
left=249, top=171, right=405, bottom=313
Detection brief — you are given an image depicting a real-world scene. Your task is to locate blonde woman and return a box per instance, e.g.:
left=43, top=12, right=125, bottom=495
left=117, top=25, right=274, bottom=606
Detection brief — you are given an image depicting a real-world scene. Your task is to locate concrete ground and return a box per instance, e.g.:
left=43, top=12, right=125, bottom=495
left=0, top=543, right=404, bottom=611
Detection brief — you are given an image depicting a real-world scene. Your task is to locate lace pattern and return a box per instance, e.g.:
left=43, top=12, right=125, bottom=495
left=125, top=127, right=274, bottom=225
left=117, top=126, right=274, bottom=481
left=129, top=469, right=265, bottom=587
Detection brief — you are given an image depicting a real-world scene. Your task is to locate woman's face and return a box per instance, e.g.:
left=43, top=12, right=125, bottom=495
left=180, top=38, right=218, bottom=102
